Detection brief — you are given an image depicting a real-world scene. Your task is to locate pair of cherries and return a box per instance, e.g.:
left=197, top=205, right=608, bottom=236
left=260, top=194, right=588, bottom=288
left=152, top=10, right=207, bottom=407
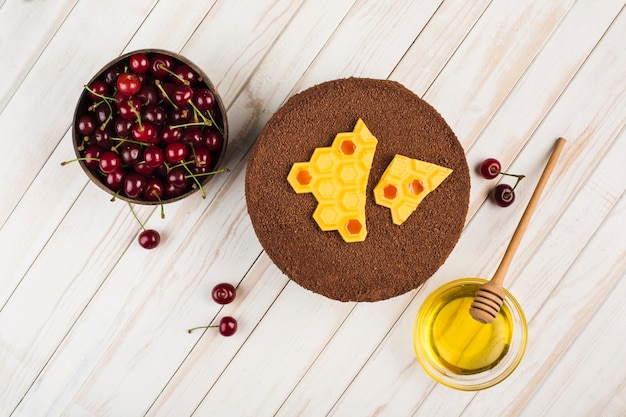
left=188, top=283, right=238, bottom=336
left=479, top=158, right=525, bottom=207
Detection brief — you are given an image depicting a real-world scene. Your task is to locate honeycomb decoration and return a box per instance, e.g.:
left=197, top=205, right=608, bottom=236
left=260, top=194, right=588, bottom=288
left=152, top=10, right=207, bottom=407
left=373, top=154, right=453, bottom=225
left=287, top=119, right=378, bottom=242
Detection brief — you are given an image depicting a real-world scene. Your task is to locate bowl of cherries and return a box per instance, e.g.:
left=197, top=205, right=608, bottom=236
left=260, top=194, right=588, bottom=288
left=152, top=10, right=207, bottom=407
left=66, top=49, right=229, bottom=248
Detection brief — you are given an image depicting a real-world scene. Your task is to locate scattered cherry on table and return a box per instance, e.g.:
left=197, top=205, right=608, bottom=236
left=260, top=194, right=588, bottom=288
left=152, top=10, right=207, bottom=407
left=212, top=283, right=236, bottom=304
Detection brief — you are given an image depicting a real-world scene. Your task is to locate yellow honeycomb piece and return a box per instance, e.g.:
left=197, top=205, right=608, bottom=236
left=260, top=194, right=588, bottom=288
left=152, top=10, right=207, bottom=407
left=287, top=119, right=378, bottom=242
left=373, top=154, right=453, bottom=225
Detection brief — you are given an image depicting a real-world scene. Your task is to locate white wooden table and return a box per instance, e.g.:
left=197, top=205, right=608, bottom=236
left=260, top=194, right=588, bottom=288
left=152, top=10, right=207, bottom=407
left=1, top=1, right=625, bottom=416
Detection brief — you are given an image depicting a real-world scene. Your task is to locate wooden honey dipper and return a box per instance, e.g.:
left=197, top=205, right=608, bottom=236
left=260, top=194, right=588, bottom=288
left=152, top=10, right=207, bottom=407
left=469, top=137, right=566, bottom=324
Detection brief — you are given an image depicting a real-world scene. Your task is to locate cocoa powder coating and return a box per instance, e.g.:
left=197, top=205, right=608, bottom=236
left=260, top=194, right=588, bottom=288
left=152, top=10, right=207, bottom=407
left=245, top=78, right=470, bottom=302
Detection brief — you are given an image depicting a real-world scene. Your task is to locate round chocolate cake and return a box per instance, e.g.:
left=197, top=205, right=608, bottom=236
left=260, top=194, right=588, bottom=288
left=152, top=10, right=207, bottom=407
left=245, top=78, right=469, bottom=302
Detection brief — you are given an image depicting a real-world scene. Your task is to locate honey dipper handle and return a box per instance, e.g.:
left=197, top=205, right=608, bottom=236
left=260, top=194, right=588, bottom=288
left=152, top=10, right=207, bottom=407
left=491, top=138, right=566, bottom=287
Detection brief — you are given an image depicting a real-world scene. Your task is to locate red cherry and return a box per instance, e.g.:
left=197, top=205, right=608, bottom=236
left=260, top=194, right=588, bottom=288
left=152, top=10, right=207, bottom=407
left=136, top=85, right=158, bottom=106
left=212, top=283, right=236, bottom=304
left=124, top=173, right=147, bottom=198
left=129, top=53, right=150, bottom=74
left=150, top=54, right=174, bottom=78
left=114, top=118, right=133, bottom=136
left=218, top=316, right=238, bottom=336
left=193, top=88, right=215, bottom=111
left=98, top=151, right=121, bottom=174
left=204, top=130, right=223, bottom=151
left=118, top=97, right=142, bottom=121
left=117, top=73, right=142, bottom=97
left=119, top=142, right=142, bottom=165
left=169, top=104, right=192, bottom=124
left=131, top=122, right=157, bottom=143
left=480, top=158, right=501, bottom=179
left=492, top=183, right=515, bottom=207
left=172, top=64, right=195, bottom=84
left=93, top=128, right=113, bottom=149
left=143, top=178, right=164, bottom=201
left=94, top=102, right=112, bottom=125
left=77, top=115, right=96, bottom=135
left=143, top=145, right=164, bottom=168
left=103, top=66, right=122, bottom=85
left=187, top=316, right=238, bottom=336
left=181, top=127, right=204, bottom=147
left=165, top=142, right=188, bottom=164
left=87, top=80, right=110, bottom=101
left=142, top=105, right=167, bottom=125
left=133, top=161, right=156, bottom=176
left=106, top=168, right=125, bottom=191
left=164, top=181, right=186, bottom=198
left=138, top=229, right=160, bottom=249
left=82, top=146, right=102, bottom=170
left=193, top=147, right=212, bottom=169
left=172, top=85, right=194, bottom=107
left=160, top=126, right=182, bottom=143
left=166, top=166, right=188, bottom=188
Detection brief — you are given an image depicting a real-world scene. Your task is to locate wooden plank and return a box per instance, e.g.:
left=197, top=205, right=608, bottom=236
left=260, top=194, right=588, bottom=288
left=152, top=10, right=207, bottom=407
left=413, top=126, right=626, bottom=416
left=0, top=0, right=218, bottom=315
left=289, top=0, right=445, bottom=91
left=145, top=253, right=289, bottom=416
left=0, top=0, right=78, bottom=111
left=519, top=244, right=626, bottom=416
left=0, top=0, right=158, bottom=224
left=324, top=2, right=626, bottom=415
left=0, top=184, right=154, bottom=416
left=145, top=1, right=359, bottom=414
left=409, top=9, right=626, bottom=416
left=389, top=0, right=492, bottom=96
left=185, top=1, right=457, bottom=415
left=419, top=0, right=576, bottom=149
left=0, top=2, right=623, bottom=417
left=180, top=0, right=310, bottom=105
left=57, top=0, right=444, bottom=414
left=464, top=170, right=626, bottom=417
left=4, top=0, right=222, bottom=413
left=0, top=2, right=166, bottom=414
left=599, top=375, right=626, bottom=416
left=463, top=0, right=626, bottom=219
left=274, top=3, right=492, bottom=415
left=8, top=1, right=311, bottom=415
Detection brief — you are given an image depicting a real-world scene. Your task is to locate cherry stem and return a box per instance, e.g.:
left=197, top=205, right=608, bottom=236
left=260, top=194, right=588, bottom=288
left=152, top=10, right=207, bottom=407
left=188, top=101, right=210, bottom=124
left=189, top=101, right=224, bottom=136
left=152, top=190, right=165, bottom=219
left=185, top=168, right=231, bottom=178
left=155, top=79, right=178, bottom=109
left=189, top=142, right=198, bottom=162
left=205, top=108, right=224, bottom=136
left=60, top=157, right=99, bottom=166
left=78, top=136, right=89, bottom=151
left=169, top=121, right=212, bottom=130
left=83, top=85, right=115, bottom=130
left=112, top=137, right=150, bottom=150
left=111, top=189, right=120, bottom=202
left=87, top=99, right=104, bottom=111
left=187, top=325, right=217, bottom=333
left=166, top=160, right=192, bottom=171
left=181, top=162, right=206, bottom=198
left=129, top=101, right=143, bottom=130
left=506, top=173, right=525, bottom=190
left=157, top=63, right=190, bottom=86
left=128, top=202, right=146, bottom=231
left=83, top=85, right=118, bottom=103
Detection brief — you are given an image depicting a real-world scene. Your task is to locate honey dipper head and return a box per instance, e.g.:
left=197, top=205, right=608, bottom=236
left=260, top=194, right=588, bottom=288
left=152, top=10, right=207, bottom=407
left=469, top=284, right=505, bottom=324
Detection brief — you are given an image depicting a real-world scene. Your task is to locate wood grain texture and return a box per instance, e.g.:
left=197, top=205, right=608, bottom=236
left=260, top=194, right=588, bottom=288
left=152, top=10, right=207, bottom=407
left=0, top=0, right=624, bottom=416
